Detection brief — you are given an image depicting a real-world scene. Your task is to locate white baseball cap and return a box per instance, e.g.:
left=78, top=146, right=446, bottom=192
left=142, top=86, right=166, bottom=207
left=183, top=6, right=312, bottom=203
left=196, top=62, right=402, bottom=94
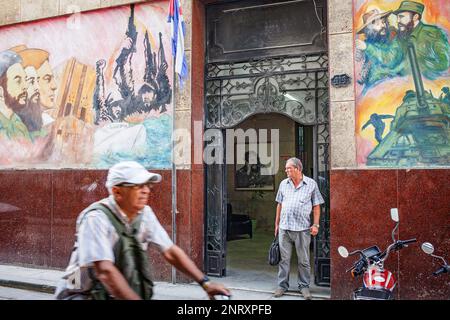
left=105, top=161, right=162, bottom=192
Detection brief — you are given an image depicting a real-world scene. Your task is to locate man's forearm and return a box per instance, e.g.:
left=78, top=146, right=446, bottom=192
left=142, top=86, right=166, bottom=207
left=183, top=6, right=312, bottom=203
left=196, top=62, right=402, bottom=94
left=275, top=203, right=282, bottom=227
left=313, top=205, right=320, bottom=225
left=94, top=261, right=141, bottom=300
left=163, top=245, right=204, bottom=283
left=162, top=245, right=231, bottom=298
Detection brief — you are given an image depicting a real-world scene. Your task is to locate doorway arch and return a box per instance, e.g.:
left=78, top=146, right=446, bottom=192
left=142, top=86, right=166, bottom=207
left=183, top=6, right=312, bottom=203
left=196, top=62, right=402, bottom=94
left=204, top=53, right=330, bottom=286
left=203, top=0, right=330, bottom=287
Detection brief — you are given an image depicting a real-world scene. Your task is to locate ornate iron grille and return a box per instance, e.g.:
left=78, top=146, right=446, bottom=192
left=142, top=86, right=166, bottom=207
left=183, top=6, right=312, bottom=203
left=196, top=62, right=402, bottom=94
left=204, top=134, right=227, bottom=276
left=204, top=53, right=330, bottom=285
left=205, top=54, right=329, bottom=128
left=314, top=87, right=330, bottom=286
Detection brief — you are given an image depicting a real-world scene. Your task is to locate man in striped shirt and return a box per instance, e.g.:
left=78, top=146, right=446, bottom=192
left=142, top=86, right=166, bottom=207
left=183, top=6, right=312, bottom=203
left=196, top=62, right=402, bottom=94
left=273, top=157, right=324, bottom=300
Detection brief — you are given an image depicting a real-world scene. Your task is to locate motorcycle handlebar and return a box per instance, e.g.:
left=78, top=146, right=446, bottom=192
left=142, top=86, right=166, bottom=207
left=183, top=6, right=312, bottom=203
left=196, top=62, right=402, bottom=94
left=343, top=239, right=417, bottom=273
left=381, top=238, right=417, bottom=262
left=348, top=249, right=363, bottom=257
left=401, top=238, right=417, bottom=245
left=433, top=267, right=447, bottom=276
left=346, top=259, right=367, bottom=276
left=393, top=238, right=417, bottom=250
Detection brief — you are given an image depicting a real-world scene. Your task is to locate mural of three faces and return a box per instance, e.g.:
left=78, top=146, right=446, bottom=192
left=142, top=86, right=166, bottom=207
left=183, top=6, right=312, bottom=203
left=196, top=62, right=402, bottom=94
left=0, top=1, right=173, bottom=168
left=355, top=0, right=449, bottom=167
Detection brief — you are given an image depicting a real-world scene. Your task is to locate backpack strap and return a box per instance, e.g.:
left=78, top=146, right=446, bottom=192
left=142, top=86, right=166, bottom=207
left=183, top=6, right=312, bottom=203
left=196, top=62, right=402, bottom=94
left=85, top=202, right=152, bottom=300
left=88, top=203, right=143, bottom=237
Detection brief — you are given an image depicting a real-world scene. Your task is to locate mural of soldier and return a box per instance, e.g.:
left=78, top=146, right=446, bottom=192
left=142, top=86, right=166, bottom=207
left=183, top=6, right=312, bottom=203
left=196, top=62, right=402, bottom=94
left=0, top=50, right=30, bottom=141
left=10, top=46, right=52, bottom=134
left=140, top=31, right=172, bottom=114
left=36, top=51, right=58, bottom=117
left=393, top=1, right=450, bottom=80
left=361, top=113, right=394, bottom=143
left=440, top=87, right=450, bottom=104
left=356, top=8, right=405, bottom=89
left=355, top=0, right=450, bottom=167
left=94, top=5, right=172, bottom=124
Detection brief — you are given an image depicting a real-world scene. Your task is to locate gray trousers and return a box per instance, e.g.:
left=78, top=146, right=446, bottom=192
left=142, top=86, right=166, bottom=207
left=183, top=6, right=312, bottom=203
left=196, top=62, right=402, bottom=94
left=277, top=228, right=311, bottom=290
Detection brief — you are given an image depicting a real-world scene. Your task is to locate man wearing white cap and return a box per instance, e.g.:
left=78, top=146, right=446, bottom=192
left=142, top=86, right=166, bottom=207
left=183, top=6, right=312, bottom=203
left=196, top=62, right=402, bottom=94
left=55, top=161, right=230, bottom=300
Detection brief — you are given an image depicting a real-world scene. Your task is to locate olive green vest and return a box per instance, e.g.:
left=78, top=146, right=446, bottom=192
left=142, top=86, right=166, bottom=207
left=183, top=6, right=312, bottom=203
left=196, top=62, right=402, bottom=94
left=87, top=203, right=154, bottom=300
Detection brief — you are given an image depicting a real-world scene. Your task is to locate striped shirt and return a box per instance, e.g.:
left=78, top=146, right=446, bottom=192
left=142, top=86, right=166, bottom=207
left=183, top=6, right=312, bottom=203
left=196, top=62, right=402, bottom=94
left=275, top=175, right=324, bottom=232
left=55, top=195, right=173, bottom=298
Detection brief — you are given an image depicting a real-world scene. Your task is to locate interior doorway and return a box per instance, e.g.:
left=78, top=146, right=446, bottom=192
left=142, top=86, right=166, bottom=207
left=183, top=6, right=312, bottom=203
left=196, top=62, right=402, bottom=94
left=224, top=114, right=325, bottom=295
left=203, top=0, right=330, bottom=292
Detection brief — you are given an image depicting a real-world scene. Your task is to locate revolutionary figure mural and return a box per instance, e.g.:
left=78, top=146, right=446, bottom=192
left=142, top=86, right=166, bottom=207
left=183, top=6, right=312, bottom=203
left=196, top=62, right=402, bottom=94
left=355, top=0, right=450, bottom=167
left=0, top=2, right=172, bottom=168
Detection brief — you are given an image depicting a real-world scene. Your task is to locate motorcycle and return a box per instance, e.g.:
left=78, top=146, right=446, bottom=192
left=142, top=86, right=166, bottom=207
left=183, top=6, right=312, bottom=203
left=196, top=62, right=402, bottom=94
left=337, top=208, right=416, bottom=300
left=421, top=242, right=449, bottom=276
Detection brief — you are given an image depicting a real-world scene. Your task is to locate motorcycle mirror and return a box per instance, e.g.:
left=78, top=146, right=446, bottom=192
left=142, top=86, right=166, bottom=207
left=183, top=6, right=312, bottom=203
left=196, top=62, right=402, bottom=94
left=338, top=246, right=349, bottom=258
left=390, top=208, right=399, bottom=222
left=421, top=242, right=434, bottom=255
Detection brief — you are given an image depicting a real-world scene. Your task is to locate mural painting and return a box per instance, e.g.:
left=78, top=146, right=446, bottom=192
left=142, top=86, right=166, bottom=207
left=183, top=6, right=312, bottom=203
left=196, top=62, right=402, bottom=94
left=354, top=0, right=450, bottom=167
left=0, top=2, right=173, bottom=169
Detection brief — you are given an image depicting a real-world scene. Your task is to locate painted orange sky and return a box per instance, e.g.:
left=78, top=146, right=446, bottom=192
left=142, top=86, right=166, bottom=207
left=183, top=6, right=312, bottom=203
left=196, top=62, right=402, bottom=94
left=355, top=0, right=450, bottom=32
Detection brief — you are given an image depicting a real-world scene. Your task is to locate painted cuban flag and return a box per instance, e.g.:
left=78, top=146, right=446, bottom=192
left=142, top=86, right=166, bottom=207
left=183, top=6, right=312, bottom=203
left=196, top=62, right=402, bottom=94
left=168, top=0, right=188, bottom=86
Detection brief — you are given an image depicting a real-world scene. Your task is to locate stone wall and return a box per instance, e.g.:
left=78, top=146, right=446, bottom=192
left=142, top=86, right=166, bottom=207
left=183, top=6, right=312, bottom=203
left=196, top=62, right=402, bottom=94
left=327, top=0, right=356, bottom=169
left=327, top=0, right=449, bottom=299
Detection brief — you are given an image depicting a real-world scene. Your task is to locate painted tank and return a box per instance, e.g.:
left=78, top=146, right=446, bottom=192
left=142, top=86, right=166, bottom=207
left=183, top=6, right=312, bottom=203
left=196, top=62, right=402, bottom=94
left=367, top=43, right=450, bottom=166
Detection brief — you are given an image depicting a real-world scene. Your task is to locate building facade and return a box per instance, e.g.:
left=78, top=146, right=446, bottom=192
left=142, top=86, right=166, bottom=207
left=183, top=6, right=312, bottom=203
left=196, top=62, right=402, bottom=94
left=0, top=0, right=448, bottom=299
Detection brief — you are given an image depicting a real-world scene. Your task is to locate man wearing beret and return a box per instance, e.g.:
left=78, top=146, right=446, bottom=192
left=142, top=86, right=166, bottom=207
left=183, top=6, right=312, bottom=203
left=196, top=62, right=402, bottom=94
left=393, top=0, right=450, bottom=80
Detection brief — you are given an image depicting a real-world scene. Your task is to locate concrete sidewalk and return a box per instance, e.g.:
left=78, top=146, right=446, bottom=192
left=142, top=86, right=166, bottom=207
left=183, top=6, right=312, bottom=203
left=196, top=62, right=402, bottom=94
left=0, top=264, right=330, bottom=300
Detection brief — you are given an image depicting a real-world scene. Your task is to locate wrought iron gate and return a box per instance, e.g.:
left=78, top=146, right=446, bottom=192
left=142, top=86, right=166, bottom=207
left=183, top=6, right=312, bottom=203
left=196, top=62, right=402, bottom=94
left=204, top=53, right=330, bottom=285
left=204, top=0, right=329, bottom=285
left=314, top=84, right=330, bottom=286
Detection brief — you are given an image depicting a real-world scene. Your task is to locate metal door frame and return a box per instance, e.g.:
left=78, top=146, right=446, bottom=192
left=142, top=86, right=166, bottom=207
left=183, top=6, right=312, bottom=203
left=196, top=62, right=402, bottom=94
left=204, top=0, right=329, bottom=286
left=204, top=53, right=330, bottom=285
